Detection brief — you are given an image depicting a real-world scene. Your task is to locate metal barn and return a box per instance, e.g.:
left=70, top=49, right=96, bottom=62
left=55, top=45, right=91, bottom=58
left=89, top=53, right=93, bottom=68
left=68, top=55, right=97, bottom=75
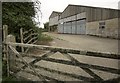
left=49, top=4, right=119, bottom=39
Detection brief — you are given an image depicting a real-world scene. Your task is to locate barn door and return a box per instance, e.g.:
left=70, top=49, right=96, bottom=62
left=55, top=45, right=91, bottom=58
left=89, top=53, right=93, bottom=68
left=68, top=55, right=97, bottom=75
left=72, top=21, right=76, bottom=34
left=64, top=23, right=67, bottom=34
left=76, top=19, right=86, bottom=34
left=66, top=22, right=72, bottom=34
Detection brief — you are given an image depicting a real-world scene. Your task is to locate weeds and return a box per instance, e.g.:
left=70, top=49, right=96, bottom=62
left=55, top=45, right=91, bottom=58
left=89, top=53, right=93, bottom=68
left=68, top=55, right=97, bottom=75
left=38, top=34, right=53, bottom=42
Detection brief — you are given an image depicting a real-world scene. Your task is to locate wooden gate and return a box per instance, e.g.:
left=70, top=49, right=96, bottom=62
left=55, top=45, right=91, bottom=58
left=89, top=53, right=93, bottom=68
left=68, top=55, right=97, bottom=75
left=3, top=25, right=120, bottom=82
left=20, top=28, right=39, bottom=53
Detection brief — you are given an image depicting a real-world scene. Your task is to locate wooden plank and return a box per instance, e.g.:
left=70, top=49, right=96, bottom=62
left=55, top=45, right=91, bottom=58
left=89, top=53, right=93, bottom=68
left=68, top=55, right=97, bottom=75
left=24, top=33, right=38, bottom=42
left=23, top=29, right=33, bottom=35
left=5, top=42, right=120, bottom=59
left=32, top=40, right=38, bottom=44
left=29, top=51, right=54, bottom=65
left=20, top=28, right=24, bottom=52
left=6, top=35, right=16, bottom=72
left=42, top=58, right=120, bottom=74
left=22, top=28, right=38, bottom=53
left=20, top=51, right=52, bottom=59
left=24, top=37, right=38, bottom=53
left=24, top=48, right=29, bottom=53
left=26, top=37, right=38, bottom=44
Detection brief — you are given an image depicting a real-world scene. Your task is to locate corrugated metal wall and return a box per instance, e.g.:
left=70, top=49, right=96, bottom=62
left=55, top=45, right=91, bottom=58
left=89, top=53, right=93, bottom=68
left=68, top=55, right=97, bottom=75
left=60, top=5, right=118, bottom=22
left=58, top=12, right=86, bottom=34
left=60, top=5, right=86, bottom=19
left=71, top=21, right=76, bottom=34
left=59, top=19, right=86, bottom=34
left=76, top=20, right=86, bottom=34
left=86, top=7, right=119, bottom=22
left=66, top=22, right=72, bottom=34
left=64, top=23, right=67, bottom=33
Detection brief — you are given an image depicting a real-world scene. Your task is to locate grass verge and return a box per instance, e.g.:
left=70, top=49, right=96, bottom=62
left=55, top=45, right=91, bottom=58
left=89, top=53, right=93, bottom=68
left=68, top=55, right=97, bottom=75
left=37, top=33, right=53, bottom=45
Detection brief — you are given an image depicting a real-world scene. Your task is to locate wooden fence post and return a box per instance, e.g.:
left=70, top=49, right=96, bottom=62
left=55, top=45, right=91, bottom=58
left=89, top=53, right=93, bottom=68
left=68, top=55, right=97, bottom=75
left=20, top=28, right=24, bottom=52
left=3, top=25, right=9, bottom=76
left=6, top=35, right=16, bottom=72
left=3, top=25, right=8, bottom=58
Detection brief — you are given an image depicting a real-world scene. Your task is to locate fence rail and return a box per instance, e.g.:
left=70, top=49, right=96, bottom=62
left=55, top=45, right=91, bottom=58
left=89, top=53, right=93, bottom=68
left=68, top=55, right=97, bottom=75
left=5, top=42, right=120, bottom=59
left=23, top=33, right=38, bottom=41
left=2, top=25, right=120, bottom=82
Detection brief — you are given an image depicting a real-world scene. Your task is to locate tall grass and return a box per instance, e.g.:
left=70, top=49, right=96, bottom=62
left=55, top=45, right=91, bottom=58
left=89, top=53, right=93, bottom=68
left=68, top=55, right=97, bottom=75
left=36, top=28, right=53, bottom=42
left=38, top=34, right=53, bottom=42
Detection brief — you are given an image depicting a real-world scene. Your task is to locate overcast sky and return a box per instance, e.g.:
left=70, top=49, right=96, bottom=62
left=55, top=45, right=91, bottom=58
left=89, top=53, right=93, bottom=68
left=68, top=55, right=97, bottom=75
left=39, top=0, right=120, bottom=28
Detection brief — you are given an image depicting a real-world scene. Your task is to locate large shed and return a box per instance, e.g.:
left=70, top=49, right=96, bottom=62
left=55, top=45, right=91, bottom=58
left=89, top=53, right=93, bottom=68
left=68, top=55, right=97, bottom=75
left=49, top=4, right=119, bottom=38
left=49, top=11, right=61, bottom=32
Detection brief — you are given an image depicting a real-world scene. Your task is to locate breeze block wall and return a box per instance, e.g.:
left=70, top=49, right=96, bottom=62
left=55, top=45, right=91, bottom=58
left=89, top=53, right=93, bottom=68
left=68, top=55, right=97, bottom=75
left=86, top=18, right=118, bottom=39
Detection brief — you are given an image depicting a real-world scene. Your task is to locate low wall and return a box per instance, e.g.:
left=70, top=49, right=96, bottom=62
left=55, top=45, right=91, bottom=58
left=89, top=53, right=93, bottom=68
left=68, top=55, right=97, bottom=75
left=86, top=18, right=118, bottom=39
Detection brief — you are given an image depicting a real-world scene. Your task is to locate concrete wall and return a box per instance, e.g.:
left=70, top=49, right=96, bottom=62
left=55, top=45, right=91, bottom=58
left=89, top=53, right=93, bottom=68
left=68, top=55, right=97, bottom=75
left=86, top=21, right=99, bottom=35
left=105, top=18, right=118, bottom=38
left=49, top=16, right=59, bottom=26
left=86, top=18, right=118, bottom=38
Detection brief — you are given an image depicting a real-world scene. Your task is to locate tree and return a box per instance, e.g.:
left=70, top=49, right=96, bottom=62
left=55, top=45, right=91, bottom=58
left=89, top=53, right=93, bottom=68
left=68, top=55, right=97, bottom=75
left=2, top=2, right=36, bottom=42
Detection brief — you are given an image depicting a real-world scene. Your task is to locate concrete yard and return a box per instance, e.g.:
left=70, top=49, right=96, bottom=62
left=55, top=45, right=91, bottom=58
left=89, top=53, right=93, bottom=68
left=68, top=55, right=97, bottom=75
left=44, top=32, right=118, bottom=54
left=14, top=32, right=119, bottom=81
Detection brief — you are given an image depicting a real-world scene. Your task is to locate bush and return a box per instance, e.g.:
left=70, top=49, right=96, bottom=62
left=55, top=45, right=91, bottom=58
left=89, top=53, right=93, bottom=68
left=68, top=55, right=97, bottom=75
left=38, top=34, right=53, bottom=42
